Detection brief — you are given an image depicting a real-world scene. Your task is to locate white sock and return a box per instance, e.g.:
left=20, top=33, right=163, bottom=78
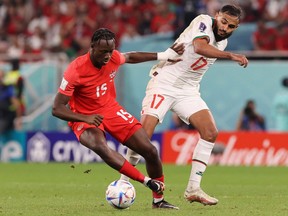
left=153, top=197, right=163, bottom=203
left=120, top=148, right=142, bottom=181
left=187, top=139, right=214, bottom=191
left=143, top=176, right=151, bottom=186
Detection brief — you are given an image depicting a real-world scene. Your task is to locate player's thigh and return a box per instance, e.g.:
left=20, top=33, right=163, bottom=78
left=70, top=121, right=105, bottom=140
left=124, top=128, right=158, bottom=157
left=172, top=96, right=209, bottom=125
left=189, top=109, right=217, bottom=132
left=80, top=127, right=106, bottom=150
left=189, top=109, right=218, bottom=141
left=140, top=114, right=159, bottom=138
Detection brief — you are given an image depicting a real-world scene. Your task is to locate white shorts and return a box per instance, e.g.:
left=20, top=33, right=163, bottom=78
left=141, top=78, right=209, bottom=124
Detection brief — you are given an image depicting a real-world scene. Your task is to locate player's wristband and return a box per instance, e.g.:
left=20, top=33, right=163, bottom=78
left=157, top=48, right=179, bottom=61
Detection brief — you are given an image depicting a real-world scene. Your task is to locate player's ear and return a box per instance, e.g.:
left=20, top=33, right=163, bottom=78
left=91, top=43, right=95, bottom=48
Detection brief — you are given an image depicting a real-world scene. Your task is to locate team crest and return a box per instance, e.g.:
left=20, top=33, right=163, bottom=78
left=110, top=70, right=117, bottom=78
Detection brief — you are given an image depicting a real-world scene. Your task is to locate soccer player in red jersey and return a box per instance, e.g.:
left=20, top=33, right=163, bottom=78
left=52, top=28, right=184, bottom=209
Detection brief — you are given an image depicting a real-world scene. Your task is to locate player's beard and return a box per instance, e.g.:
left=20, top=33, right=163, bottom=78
left=213, top=26, right=233, bottom=42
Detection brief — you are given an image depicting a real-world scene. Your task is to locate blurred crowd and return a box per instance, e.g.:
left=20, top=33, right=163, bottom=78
left=0, top=59, right=23, bottom=134
left=0, top=0, right=288, bottom=60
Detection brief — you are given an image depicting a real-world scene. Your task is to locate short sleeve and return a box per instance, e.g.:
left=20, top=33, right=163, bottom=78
left=58, top=62, right=79, bottom=96
left=191, top=15, right=213, bottom=43
left=111, top=50, right=126, bottom=65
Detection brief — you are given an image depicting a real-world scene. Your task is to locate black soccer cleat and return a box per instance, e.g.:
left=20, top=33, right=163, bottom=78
left=146, top=179, right=165, bottom=194
left=152, top=200, right=179, bottom=210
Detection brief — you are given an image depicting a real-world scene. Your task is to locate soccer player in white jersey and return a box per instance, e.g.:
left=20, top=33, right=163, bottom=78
left=121, top=4, right=248, bottom=205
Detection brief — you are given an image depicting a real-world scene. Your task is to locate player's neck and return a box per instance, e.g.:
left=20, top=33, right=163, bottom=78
left=89, top=53, right=102, bottom=69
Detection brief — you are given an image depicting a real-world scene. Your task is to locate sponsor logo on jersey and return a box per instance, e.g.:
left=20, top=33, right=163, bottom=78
left=199, top=22, right=207, bottom=32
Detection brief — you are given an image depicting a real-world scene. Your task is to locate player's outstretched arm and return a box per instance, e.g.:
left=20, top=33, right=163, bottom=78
left=123, top=43, right=184, bottom=64
left=193, top=38, right=248, bottom=68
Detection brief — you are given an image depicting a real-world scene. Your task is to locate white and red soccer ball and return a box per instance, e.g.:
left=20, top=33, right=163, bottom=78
left=105, top=180, right=136, bottom=209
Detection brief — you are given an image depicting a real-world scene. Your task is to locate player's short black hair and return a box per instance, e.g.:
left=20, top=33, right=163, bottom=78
left=91, top=28, right=115, bottom=45
left=220, top=5, right=242, bottom=20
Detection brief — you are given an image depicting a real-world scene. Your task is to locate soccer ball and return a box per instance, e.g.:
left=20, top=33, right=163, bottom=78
left=105, top=180, right=136, bottom=209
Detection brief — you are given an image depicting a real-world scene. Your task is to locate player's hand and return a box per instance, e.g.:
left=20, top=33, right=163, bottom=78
left=85, top=114, right=104, bottom=126
left=167, top=43, right=185, bottom=63
left=170, top=43, right=185, bottom=55
left=231, top=53, right=249, bottom=68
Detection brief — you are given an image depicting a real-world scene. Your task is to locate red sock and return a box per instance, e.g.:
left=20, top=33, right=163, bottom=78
left=153, top=175, right=164, bottom=199
left=119, top=160, right=145, bottom=183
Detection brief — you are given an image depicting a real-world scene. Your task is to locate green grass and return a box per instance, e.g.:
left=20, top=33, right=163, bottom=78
left=0, top=163, right=287, bottom=216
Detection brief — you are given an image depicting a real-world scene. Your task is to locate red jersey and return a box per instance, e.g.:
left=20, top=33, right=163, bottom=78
left=58, top=50, right=142, bottom=143
left=58, top=50, right=125, bottom=114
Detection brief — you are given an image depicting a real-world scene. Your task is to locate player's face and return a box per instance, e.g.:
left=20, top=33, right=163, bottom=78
left=90, top=39, right=115, bottom=68
left=214, top=12, right=239, bottom=41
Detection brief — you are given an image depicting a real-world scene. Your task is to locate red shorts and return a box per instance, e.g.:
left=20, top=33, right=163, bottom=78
left=69, top=104, right=142, bottom=143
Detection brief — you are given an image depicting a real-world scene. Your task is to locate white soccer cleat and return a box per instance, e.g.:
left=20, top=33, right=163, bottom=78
left=184, top=188, right=218, bottom=206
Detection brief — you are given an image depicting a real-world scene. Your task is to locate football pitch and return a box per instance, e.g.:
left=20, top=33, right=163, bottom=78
left=0, top=163, right=287, bottom=216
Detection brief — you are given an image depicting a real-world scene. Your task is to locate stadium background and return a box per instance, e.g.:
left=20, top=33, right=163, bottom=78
left=0, top=0, right=288, bottom=165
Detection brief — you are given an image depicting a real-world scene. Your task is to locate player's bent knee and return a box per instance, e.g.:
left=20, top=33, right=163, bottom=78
left=141, top=145, right=159, bottom=161
left=84, top=137, right=107, bottom=154
left=201, top=128, right=218, bottom=143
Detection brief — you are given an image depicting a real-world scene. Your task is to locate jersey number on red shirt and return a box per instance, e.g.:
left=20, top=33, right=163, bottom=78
left=117, top=109, right=134, bottom=123
left=96, top=83, right=108, bottom=97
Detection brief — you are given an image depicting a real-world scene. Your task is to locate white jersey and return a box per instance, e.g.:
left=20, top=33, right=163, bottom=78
left=150, top=14, right=227, bottom=89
